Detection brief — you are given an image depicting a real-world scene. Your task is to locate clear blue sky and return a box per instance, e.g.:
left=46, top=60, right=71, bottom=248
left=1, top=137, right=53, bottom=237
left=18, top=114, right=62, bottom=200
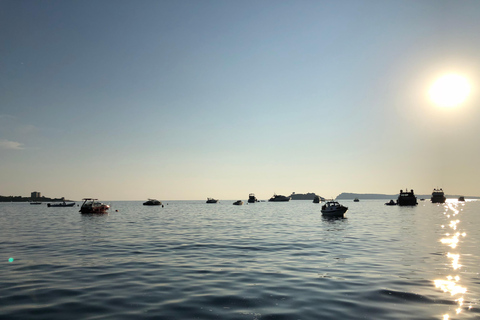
left=1, top=0, right=480, bottom=200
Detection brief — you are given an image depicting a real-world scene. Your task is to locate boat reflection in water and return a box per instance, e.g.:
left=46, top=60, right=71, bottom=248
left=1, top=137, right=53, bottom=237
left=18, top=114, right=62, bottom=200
left=434, top=200, right=471, bottom=319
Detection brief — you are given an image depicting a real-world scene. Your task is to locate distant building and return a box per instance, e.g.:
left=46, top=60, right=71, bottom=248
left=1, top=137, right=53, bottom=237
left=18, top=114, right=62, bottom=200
left=31, top=191, right=41, bottom=198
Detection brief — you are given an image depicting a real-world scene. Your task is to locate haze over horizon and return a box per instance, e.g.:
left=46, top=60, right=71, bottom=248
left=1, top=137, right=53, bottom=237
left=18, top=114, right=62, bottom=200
left=2, top=0, right=480, bottom=201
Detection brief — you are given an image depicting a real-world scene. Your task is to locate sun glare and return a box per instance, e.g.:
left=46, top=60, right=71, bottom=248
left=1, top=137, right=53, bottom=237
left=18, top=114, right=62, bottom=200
left=429, top=74, right=471, bottom=107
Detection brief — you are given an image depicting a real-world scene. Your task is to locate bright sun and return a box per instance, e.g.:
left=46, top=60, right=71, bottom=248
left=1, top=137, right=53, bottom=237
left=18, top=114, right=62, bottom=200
left=429, top=74, right=471, bottom=107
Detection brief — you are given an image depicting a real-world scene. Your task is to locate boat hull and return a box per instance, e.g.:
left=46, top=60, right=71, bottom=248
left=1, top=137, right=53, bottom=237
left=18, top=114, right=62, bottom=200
left=79, top=205, right=109, bottom=214
left=321, top=207, right=348, bottom=217
left=431, top=196, right=446, bottom=203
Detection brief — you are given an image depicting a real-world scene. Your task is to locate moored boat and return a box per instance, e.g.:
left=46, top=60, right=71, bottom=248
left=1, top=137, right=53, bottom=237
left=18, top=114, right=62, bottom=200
left=458, top=196, right=465, bottom=202
left=233, top=200, right=243, bottom=205
left=79, top=198, right=110, bottom=214
left=206, top=198, right=218, bottom=203
left=385, top=199, right=397, bottom=206
left=143, top=199, right=162, bottom=206
left=397, top=189, right=418, bottom=206
left=431, top=188, right=446, bottom=203
left=354, top=198, right=359, bottom=202
left=47, top=201, right=75, bottom=207
left=30, top=202, right=42, bottom=205
left=321, top=201, right=348, bottom=217
left=268, top=194, right=290, bottom=202
left=248, top=193, right=258, bottom=203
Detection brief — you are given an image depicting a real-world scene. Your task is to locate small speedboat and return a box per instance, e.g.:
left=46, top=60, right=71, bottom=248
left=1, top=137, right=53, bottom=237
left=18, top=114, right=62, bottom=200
left=321, top=201, right=348, bottom=217
left=79, top=198, right=110, bottom=214
left=48, top=201, right=75, bottom=207
left=206, top=198, right=218, bottom=203
left=458, top=196, right=465, bottom=202
left=354, top=198, right=359, bottom=202
left=143, top=199, right=162, bottom=206
left=385, top=200, right=397, bottom=206
left=233, top=200, right=243, bottom=205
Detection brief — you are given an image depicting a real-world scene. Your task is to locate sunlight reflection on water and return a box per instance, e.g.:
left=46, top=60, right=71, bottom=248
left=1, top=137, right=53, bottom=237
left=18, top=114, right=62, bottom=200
left=435, top=200, right=471, bottom=319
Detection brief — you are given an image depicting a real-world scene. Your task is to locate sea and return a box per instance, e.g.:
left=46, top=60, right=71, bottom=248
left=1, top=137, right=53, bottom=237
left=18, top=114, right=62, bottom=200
left=0, top=199, right=479, bottom=320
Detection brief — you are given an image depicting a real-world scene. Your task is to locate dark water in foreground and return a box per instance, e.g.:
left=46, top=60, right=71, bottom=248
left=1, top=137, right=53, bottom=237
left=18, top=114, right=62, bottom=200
left=1, top=199, right=479, bottom=320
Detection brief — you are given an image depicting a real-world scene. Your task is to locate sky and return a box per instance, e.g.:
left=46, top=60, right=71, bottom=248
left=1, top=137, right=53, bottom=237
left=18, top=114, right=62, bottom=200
left=1, top=0, right=480, bottom=201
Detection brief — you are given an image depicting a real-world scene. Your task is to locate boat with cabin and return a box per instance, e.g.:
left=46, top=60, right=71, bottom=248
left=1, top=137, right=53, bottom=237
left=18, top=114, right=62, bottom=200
left=143, top=199, right=162, bottom=206
left=206, top=198, right=218, bottom=203
left=248, top=193, right=259, bottom=203
left=233, top=200, right=243, bottom=205
left=397, top=189, right=418, bottom=206
left=268, top=194, right=290, bottom=202
left=458, top=196, right=465, bottom=202
left=431, top=188, right=446, bottom=203
left=79, top=198, right=110, bottom=214
left=321, top=201, right=348, bottom=217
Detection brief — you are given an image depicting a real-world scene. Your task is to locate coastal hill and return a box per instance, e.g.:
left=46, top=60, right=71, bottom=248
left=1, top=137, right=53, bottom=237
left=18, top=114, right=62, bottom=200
left=336, top=192, right=480, bottom=200
left=0, top=195, right=74, bottom=202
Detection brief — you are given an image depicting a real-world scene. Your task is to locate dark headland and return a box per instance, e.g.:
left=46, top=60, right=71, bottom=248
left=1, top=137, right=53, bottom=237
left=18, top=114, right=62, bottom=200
left=0, top=195, right=74, bottom=202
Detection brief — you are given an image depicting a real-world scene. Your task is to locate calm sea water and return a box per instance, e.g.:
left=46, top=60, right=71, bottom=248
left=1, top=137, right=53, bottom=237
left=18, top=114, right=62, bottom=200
left=1, top=199, right=479, bottom=320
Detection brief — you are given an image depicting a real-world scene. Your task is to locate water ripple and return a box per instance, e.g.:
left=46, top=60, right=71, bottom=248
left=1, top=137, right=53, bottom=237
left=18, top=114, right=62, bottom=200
left=1, top=200, right=480, bottom=319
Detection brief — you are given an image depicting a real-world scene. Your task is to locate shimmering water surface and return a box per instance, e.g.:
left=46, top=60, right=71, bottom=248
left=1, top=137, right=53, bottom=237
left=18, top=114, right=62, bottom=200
left=1, top=199, right=479, bottom=319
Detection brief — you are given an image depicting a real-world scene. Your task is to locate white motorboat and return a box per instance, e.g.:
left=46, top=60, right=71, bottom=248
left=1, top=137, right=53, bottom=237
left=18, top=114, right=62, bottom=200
left=79, top=198, right=110, bottom=214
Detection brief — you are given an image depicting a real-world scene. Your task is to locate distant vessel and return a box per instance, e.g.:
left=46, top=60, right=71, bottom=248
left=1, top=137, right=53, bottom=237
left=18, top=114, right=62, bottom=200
left=397, top=189, right=418, bottom=206
left=289, top=192, right=319, bottom=200
left=385, top=199, right=397, bottom=206
left=321, top=201, right=348, bottom=217
left=248, top=193, right=259, bottom=203
left=143, top=199, right=162, bottom=206
left=313, top=195, right=324, bottom=203
left=354, top=198, right=359, bottom=202
left=47, top=201, right=75, bottom=207
left=458, top=196, right=465, bottom=202
left=79, top=198, right=110, bottom=214
left=268, top=194, right=290, bottom=202
left=206, top=198, right=218, bottom=203
left=431, top=188, right=446, bottom=203
left=233, top=200, right=243, bottom=205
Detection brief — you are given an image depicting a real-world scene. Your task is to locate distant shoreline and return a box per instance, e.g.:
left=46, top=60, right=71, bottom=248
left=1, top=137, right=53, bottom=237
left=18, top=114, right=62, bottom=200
left=0, top=196, right=74, bottom=202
